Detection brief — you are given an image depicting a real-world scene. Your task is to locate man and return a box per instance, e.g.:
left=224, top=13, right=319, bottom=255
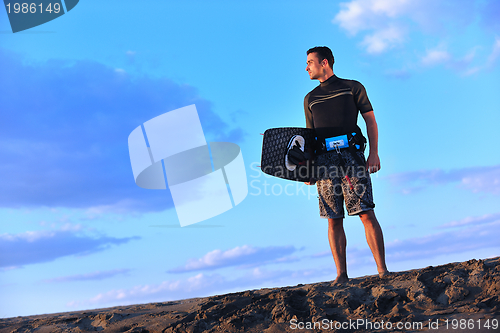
left=304, top=46, right=388, bottom=284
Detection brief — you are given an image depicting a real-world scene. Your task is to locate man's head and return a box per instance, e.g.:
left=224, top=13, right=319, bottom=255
left=307, top=46, right=334, bottom=68
left=306, top=46, right=334, bottom=82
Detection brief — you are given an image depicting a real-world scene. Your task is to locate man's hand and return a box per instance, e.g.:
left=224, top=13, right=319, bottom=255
left=288, top=141, right=306, bottom=165
left=366, top=153, right=381, bottom=174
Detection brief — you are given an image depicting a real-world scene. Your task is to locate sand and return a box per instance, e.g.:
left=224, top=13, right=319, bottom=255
left=1, top=257, right=499, bottom=332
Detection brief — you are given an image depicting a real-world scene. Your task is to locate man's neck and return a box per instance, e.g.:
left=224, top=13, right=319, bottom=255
left=318, top=72, right=334, bottom=83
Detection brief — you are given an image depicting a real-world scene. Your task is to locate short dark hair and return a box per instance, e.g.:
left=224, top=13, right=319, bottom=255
left=307, top=46, right=334, bottom=68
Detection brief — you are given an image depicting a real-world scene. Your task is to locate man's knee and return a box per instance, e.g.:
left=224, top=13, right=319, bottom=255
left=359, top=209, right=375, bottom=218
left=359, top=210, right=378, bottom=226
left=328, top=218, right=344, bottom=228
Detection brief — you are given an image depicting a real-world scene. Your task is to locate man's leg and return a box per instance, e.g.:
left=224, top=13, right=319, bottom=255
left=328, top=217, right=349, bottom=284
left=358, top=210, right=389, bottom=276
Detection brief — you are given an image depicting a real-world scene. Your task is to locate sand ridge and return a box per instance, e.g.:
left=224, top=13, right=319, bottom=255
left=1, top=257, right=499, bottom=332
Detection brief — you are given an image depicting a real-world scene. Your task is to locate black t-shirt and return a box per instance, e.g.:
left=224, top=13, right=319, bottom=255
left=304, top=74, right=373, bottom=141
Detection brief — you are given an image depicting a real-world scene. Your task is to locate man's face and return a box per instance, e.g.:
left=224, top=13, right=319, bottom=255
left=306, top=52, right=326, bottom=80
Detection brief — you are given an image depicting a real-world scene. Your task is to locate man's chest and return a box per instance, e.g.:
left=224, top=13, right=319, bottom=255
left=308, top=87, right=354, bottom=112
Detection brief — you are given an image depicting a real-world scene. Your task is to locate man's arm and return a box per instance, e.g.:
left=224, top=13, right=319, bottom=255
left=304, top=93, right=314, bottom=129
left=361, top=111, right=380, bottom=173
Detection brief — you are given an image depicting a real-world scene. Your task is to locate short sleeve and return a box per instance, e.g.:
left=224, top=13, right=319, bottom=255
left=353, top=81, right=373, bottom=114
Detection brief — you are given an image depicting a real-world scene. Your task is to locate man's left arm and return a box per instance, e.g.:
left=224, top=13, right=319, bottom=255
left=361, top=111, right=380, bottom=173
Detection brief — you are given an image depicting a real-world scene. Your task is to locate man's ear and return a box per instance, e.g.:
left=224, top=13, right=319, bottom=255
left=321, top=58, right=329, bottom=67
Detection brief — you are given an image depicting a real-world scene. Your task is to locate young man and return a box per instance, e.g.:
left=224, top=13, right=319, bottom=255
left=304, top=46, right=389, bottom=284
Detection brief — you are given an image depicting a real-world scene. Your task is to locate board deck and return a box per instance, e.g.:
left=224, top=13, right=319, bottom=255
left=260, top=127, right=316, bottom=182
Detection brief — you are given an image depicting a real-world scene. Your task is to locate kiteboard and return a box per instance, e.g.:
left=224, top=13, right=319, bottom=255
left=260, top=127, right=316, bottom=182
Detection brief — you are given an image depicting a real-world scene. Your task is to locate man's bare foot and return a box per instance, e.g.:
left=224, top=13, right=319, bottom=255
left=378, top=270, right=390, bottom=278
left=333, top=272, right=349, bottom=285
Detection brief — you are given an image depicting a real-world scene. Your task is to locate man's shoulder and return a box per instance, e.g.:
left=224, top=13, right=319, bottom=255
left=335, top=77, right=369, bottom=98
left=336, top=76, right=365, bottom=89
left=304, top=85, right=320, bottom=101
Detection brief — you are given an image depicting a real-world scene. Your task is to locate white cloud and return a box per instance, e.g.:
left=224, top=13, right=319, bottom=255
left=333, top=0, right=427, bottom=53
left=362, top=25, right=407, bottom=54
left=438, top=212, right=500, bottom=229
left=67, top=213, right=500, bottom=309
left=0, top=227, right=139, bottom=268
left=0, top=230, right=57, bottom=243
left=486, top=37, right=500, bottom=67
left=65, top=272, right=236, bottom=307
left=420, top=43, right=496, bottom=75
left=42, top=269, right=132, bottom=283
left=167, top=245, right=298, bottom=273
left=333, top=0, right=369, bottom=34
left=385, top=220, right=500, bottom=262
left=84, top=199, right=147, bottom=216
left=344, top=215, right=500, bottom=269
left=421, top=48, right=451, bottom=66
left=333, top=0, right=414, bottom=36
left=385, top=164, right=500, bottom=195
left=461, top=166, right=500, bottom=194
left=456, top=37, right=500, bottom=75
left=332, top=0, right=498, bottom=74
left=68, top=266, right=335, bottom=309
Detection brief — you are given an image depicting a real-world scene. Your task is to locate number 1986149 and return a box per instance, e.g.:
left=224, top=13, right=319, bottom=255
left=445, top=318, right=498, bottom=330
left=5, top=3, right=61, bottom=14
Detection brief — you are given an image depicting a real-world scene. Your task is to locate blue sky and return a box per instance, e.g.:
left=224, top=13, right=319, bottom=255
left=1, top=0, right=499, bottom=318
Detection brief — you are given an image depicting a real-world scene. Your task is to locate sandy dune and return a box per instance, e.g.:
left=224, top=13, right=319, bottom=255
left=1, top=257, right=499, bottom=332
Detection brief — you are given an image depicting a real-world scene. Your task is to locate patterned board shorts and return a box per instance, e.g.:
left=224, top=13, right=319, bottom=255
left=315, top=150, right=374, bottom=219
